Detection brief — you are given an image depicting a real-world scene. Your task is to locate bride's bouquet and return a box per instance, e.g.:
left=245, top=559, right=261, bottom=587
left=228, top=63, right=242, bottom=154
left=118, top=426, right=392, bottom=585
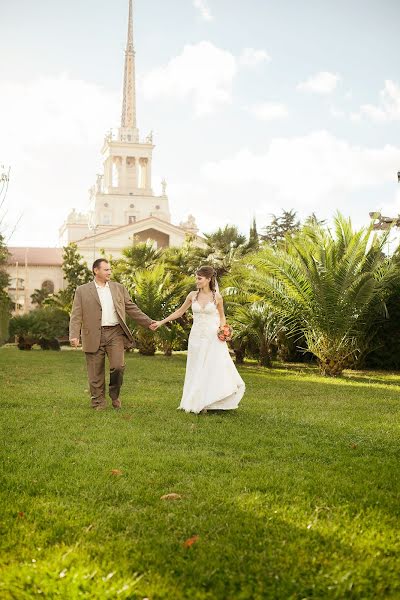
left=217, top=324, right=233, bottom=342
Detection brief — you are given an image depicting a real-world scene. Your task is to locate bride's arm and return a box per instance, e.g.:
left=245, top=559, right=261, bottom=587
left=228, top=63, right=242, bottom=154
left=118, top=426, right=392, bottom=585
left=155, top=292, right=195, bottom=328
left=216, top=293, right=226, bottom=327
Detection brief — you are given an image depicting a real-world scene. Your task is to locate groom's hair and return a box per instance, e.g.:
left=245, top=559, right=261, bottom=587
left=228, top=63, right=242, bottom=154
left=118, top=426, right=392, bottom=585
left=92, top=258, right=109, bottom=274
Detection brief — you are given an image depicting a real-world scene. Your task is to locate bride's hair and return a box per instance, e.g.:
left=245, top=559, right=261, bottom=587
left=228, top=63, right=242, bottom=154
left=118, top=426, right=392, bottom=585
left=196, top=265, right=217, bottom=292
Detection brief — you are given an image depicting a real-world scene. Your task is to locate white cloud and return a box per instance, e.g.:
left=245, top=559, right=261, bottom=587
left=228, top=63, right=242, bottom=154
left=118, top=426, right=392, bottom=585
left=239, top=48, right=271, bottom=68
left=0, top=75, right=119, bottom=245
left=141, top=42, right=273, bottom=117
left=297, top=71, right=341, bottom=94
left=141, top=41, right=236, bottom=116
left=201, top=131, right=400, bottom=226
left=330, top=106, right=345, bottom=119
left=247, top=102, right=288, bottom=121
left=359, top=80, right=400, bottom=122
left=193, top=0, right=213, bottom=21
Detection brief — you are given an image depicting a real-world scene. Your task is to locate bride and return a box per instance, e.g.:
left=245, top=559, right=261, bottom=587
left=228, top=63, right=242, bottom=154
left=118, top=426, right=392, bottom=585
left=153, top=265, right=245, bottom=414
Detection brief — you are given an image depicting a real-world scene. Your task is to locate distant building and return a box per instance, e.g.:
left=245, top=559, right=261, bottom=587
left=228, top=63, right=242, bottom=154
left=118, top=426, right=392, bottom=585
left=7, top=0, right=204, bottom=314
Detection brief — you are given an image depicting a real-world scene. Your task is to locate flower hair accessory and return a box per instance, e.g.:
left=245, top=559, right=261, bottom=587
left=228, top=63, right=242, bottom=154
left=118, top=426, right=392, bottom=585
left=217, top=324, right=233, bottom=342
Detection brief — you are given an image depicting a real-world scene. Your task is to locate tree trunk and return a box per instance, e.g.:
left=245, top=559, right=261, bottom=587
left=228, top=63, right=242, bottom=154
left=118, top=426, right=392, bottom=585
left=234, top=347, right=245, bottom=364
left=163, top=343, right=172, bottom=356
left=137, top=331, right=156, bottom=355
left=318, top=357, right=344, bottom=377
left=259, top=339, right=272, bottom=367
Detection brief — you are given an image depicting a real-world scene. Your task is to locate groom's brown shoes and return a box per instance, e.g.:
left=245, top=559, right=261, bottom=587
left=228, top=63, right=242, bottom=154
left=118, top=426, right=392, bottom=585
left=112, top=398, right=122, bottom=409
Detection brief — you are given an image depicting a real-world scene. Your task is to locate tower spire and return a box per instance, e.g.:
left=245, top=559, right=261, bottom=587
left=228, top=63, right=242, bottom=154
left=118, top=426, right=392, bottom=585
left=120, top=0, right=138, bottom=141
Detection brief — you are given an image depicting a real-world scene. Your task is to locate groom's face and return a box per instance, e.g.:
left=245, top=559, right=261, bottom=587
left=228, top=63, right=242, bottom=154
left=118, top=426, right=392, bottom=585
left=95, top=261, right=112, bottom=282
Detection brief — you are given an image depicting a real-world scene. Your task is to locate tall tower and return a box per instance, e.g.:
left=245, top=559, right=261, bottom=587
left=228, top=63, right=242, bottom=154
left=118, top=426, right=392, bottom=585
left=120, top=0, right=138, bottom=142
left=60, top=0, right=200, bottom=251
left=89, top=0, right=170, bottom=228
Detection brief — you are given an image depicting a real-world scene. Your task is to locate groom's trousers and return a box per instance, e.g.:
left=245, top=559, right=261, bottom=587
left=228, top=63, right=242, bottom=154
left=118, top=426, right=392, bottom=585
left=85, top=324, right=126, bottom=407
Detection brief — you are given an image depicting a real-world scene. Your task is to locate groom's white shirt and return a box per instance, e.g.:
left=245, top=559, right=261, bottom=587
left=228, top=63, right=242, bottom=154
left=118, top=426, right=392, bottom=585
left=95, top=281, right=119, bottom=326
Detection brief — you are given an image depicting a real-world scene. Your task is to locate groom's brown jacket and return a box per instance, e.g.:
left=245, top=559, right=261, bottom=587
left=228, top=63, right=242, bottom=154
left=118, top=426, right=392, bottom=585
left=69, top=280, right=153, bottom=352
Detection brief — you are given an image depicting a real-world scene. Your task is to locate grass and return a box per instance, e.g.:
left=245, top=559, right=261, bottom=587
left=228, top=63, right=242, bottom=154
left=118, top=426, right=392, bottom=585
left=0, top=346, right=399, bottom=599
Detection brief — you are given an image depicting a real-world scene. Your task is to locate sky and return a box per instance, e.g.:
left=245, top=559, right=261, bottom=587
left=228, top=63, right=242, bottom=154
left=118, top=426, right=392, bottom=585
left=1, top=0, right=400, bottom=247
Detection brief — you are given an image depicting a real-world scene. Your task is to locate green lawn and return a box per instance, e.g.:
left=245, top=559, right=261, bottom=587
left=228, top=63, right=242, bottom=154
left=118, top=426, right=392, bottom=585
left=0, top=346, right=399, bottom=599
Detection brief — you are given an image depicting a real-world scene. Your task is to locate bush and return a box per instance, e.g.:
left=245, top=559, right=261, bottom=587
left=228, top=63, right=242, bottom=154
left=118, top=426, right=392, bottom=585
left=9, top=308, right=69, bottom=350
left=364, top=289, right=400, bottom=370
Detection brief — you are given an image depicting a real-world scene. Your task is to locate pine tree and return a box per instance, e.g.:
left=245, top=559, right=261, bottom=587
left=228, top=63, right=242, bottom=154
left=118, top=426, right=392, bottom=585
left=247, top=216, right=260, bottom=251
left=261, top=209, right=300, bottom=246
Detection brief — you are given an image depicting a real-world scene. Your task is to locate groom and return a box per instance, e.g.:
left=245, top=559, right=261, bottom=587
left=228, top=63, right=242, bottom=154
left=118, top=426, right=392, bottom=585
left=69, top=258, right=156, bottom=410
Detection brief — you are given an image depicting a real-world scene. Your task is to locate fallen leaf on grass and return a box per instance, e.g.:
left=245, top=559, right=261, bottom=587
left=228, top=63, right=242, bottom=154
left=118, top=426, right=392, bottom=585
left=160, top=493, right=182, bottom=501
left=17, top=512, right=25, bottom=518
left=110, top=469, right=123, bottom=476
left=122, top=415, right=133, bottom=421
left=349, top=443, right=358, bottom=449
left=183, top=535, right=199, bottom=548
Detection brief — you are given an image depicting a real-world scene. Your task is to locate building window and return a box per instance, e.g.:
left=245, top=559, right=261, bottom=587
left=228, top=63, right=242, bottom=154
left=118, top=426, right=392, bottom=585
left=155, top=205, right=160, bottom=210
left=130, top=203, right=135, bottom=208
left=128, top=215, right=136, bottom=224
left=9, top=277, right=24, bottom=291
left=102, top=214, right=112, bottom=225
left=104, top=202, right=109, bottom=207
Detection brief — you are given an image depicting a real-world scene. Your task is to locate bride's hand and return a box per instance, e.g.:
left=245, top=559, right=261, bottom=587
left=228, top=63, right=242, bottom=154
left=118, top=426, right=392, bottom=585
left=151, top=321, right=163, bottom=330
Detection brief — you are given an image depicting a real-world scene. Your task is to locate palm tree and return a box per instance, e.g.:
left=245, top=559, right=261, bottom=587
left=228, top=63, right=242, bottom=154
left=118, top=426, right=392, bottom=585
left=124, top=264, right=193, bottom=355
left=231, top=302, right=285, bottom=367
left=112, top=240, right=163, bottom=285
left=162, top=240, right=206, bottom=277
left=247, top=213, right=399, bottom=375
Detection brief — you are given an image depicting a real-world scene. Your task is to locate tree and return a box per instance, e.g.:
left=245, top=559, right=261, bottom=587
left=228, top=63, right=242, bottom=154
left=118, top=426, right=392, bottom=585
left=162, top=239, right=206, bottom=277
left=303, top=212, right=326, bottom=228
left=247, top=214, right=400, bottom=375
left=0, top=233, right=11, bottom=344
left=9, top=307, right=69, bottom=350
left=261, top=209, right=300, bottom=247
left=203, top=225, right=258, bottom=277
left=31, top=280, right=54, bottom=307
left=123, top=264, right=192, bottom=355
left=204, top=225, right=247, bottom=255
left=45, top=243, right=92, bottom=312
left=231, top=302, right=285, bottom=367
left=247, top=217, right=260, bottom=252
left=112, top=240, right=163, bottom=284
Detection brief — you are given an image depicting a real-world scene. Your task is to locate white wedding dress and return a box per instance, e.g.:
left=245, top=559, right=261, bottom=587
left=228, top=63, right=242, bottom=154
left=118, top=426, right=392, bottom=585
left=179, top=299, right=245, bottom=413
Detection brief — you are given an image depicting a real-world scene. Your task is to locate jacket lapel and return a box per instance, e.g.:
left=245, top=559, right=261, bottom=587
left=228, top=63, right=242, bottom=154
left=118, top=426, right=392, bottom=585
left=88, top=281, right=101, bottom=307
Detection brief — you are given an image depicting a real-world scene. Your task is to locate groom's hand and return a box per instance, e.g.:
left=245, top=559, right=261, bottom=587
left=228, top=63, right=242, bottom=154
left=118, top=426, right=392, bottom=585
left=70, top=337, right=80, bottom=348
left=149, top=322, right=158, bottom=331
